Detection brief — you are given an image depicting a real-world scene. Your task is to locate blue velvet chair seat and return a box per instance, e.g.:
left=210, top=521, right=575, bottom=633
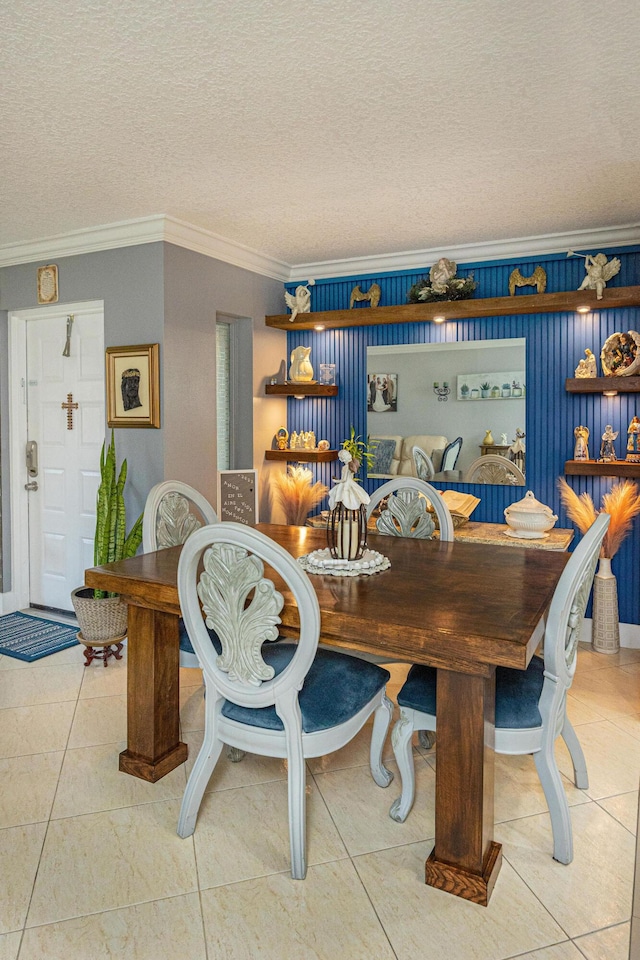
left=178, top=618, right=221, bottom=656
left=398, top=655, right=545, bottom=729
left=222, top=645, right=390, bottom=733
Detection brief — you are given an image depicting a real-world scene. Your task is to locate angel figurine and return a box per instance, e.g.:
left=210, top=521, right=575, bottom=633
left=577, top=252, right=621, bottom=300
left=574, top=425, right=589, bottom=461
left=328, top=451, right=370, bottom=511
left=284, top=279, right=315, bottom=322
left=599, top=424, right=618, bottom=462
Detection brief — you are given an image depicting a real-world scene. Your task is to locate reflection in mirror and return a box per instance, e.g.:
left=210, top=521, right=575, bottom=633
left=367, top=338, right=526, bottom=485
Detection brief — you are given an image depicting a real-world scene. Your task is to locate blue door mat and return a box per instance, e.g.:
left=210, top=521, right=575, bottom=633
left=0, top=611, right=79, bottom=662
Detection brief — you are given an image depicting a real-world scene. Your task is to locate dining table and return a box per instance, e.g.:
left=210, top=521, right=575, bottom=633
left=84, top=522, right=569, bottom=906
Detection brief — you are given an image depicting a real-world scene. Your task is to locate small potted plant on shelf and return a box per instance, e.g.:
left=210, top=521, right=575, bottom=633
left=71, top=431, right=143, bottom=658
left=460, top=383, right=470, bottom=399
left=480, top=382, right=491, bottom=398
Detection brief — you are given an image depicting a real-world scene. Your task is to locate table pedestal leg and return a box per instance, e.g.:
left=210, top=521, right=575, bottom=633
left=425, top=668, right=502, bottom=906
left=119, top=605, right=188, bottom=781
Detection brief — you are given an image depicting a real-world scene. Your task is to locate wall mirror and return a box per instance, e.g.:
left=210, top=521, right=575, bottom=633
left=367, top=338, right=526, bottom=485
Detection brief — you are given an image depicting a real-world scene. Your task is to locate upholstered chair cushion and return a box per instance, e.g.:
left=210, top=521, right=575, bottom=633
left=179, top=619, right=221, bottom=656
left=370, top=439, right=398, bottom=475
left=397, top=655, right=545, bottom=729
left=222, top=645, right=390, bottom=733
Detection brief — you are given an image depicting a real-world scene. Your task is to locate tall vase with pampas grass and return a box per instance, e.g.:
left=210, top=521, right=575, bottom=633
left=558, top=477, right=640, bottom=654
left=273, top=465, right=328, bottom=526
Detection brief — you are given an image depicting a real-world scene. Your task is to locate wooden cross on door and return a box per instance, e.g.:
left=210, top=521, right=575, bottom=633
left=61, top=393, right=79, bottom=430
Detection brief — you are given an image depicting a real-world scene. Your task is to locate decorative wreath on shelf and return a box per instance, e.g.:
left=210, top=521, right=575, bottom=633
left=407, top=272, right=478, bottom=304
left=600, top=330, right=640, bottom=377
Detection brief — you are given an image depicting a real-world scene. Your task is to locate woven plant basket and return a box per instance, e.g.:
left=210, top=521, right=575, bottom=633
left=71, top=587, right=128, bottom=643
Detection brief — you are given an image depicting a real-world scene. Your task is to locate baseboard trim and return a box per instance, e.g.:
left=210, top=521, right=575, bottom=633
left=580, top=618, right=640, bottom=649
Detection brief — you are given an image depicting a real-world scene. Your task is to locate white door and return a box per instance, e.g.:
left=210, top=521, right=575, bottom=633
left=25, top=305, right=105, bottom=610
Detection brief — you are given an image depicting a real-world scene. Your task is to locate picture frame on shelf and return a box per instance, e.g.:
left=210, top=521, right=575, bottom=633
left=106, top=343, right=160, bottom=428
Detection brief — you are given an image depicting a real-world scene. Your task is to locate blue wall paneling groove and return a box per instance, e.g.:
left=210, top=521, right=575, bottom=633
left=283, top=248, right=640, bottom=625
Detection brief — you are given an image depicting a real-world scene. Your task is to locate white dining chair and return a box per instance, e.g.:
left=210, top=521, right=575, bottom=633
left=412, top=445, right=435, bottom=482
left=143, top=480, right=218, bottom=669
left=176, top=521, right=394, bottom=879
left=464, top=454, right=525, bottom=485
left=367, top=477, right=454, bottom=542
left=389, top=512, right=610, bottom=864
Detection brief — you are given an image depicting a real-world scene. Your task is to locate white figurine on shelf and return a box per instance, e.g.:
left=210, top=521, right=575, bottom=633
left=329, top=451, right=371, bottom=510
left=574, top=425, right=589, bottom=461
left=572, top=251, right=621, bottom=300
left=429, top=257, right=457, bottom=294
left=289, top=346, right=314, bottom=382
left=574, top=348, right=597, bottom=377
left=600, top=424, right=619, bottom=462
left=500, top=432, right=508, bottom=446
left=284, top=279, right=315, bottom=322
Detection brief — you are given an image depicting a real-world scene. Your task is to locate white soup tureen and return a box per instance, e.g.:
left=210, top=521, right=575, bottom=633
left=504, top=490, right=558, bottom=540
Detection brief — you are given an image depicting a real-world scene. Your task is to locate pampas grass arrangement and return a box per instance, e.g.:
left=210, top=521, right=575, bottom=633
left=557, top=477, right=640, bottom=558
left=273, top=465, right=329, bottom=525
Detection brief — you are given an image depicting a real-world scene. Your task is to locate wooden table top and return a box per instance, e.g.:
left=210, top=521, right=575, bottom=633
left=86, top=523, right=569, bottom=676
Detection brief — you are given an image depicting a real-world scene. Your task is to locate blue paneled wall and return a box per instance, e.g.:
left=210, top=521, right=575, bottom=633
left=283, top=247, right=640, bottom=624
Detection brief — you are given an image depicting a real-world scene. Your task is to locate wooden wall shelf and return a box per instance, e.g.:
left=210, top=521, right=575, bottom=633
left=565, top=377, right=640, bottom=394
left=265, top=383, right=338, bottom=397
left=265, top=286, right=640, bottom=331
left=565, top=460, right=640, bottom=478
left=265, top=449, right=338, bottom=462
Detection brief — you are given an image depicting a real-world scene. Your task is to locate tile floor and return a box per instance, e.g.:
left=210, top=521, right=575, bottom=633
left=1, top=614, right=639, bottom=960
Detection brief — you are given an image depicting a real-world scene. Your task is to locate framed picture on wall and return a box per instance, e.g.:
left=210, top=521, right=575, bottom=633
left=367, top=373, right=398, bottom=412
left=106, top=343, right=161, bottom=428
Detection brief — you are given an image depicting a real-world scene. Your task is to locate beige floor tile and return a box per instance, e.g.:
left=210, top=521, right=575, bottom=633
left=179, top=685, right=205, bottom=732
left=597, top=791, right=638, bottom=834
left=0, top=822, right=47, bottom=934
left=19, top=892, right=206, bottom=960
left=0, top=931, right=22, bottom=960
left=573, top=921, right=630, bottom=960
left=193, top=778, right=347, bottom=888
left=200, top=859, right=395, bottom=960
left=0, top=663, right=84, bottom=708
left=0, top=645, right=83, bottom=670
left=496, top=802, right=635, bottom=937
left=354, top=840, right=565, bottom=960
left=68, top=694, right=127, bottom=748
left=555, top=720, right=640, bottom=799
left=0, top=702, right=75, bottom=759
left=0, top=752, right=64, bottom=828
left=611, top=713, right=640, bottom=741
left=566, top=694, right=606, bottom=726
left=52, top=741, right=187, bottom=819
left=512, top=944, right=583, bottom=960
left=179, top=666, right=203, bottom=688
left=79, top=656, right=127, bottom=698
left=184, top=728, right=287, bottom=788
left=27, top=800, right=198, bottom=927
left=313, top=756, right=434, bottom=856
left=570, top=666, right=640, bottom=720
left=494, top=752, right=588, bottom=824
left=577, top=643, right=640, bottom=673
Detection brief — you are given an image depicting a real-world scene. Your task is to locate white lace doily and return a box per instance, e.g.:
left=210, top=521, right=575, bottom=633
left=297, top=548, right=390, bottom=577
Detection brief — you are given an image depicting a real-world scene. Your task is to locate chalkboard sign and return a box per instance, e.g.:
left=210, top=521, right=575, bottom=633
left=217, top=470, right=259, bottom=525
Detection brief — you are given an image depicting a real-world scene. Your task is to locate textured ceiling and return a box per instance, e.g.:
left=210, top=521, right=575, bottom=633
left=2, top=0, right=640, bottom=266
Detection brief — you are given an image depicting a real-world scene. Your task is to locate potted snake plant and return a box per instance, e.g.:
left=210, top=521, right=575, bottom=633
left=71, top=431, right=143, bottom=645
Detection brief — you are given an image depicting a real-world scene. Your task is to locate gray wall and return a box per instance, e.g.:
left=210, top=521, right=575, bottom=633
left=0, top=241, right=286, bottom=593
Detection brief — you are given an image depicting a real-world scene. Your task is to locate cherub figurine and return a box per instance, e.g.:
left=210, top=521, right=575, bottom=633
left=284, top=279, right=315, bottom=322
left=429, top=257, right=457, bottom=293
left=577, top=252, right=621, bottom=300
left=574, top=425, right=589, bottom=461
left=599, top=424, right=618, bottom=462
left=575, top=348, right=597, bottom=378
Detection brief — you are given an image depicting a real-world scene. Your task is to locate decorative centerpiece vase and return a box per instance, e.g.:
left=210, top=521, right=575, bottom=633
left=591, top=557, right=620, bottom=654
left=327, top=450, right=370, bottom=560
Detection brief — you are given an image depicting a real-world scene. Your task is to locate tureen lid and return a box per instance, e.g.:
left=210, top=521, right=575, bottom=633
left=505, top=490, right=555, bottom=516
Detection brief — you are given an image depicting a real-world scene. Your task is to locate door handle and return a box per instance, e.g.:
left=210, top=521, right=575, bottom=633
left=24, top=480, right=39, bottom=491
left=26, top=440, right=38, bottom=477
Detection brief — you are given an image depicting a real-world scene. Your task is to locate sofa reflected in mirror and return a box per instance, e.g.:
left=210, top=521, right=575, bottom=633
left=367, top=338, right=526, bottom=485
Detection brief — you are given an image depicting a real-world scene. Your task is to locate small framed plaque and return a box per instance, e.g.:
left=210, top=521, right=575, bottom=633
left=37, top=264, right=59, bottom=304
left=217, top=470, right=259, bottom=525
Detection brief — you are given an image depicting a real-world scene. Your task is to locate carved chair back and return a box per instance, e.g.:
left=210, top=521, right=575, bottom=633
left=366, top=478, right=454, bottom=542
left=412, top=445, right=435, bottom=482
left=464, top=454, right=525, bottom=485
left=143, top=480, right=218, bottom=552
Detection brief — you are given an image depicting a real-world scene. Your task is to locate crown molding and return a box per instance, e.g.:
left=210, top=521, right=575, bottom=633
left=0, top=215, right=291, bottom=280
left=288, top=223, right=640, bottom=281
left=1, top=217, right=639, bottom=283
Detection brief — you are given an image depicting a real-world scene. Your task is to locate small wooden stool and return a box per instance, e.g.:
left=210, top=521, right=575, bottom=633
left=77, top=631, right=126, bottom=667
